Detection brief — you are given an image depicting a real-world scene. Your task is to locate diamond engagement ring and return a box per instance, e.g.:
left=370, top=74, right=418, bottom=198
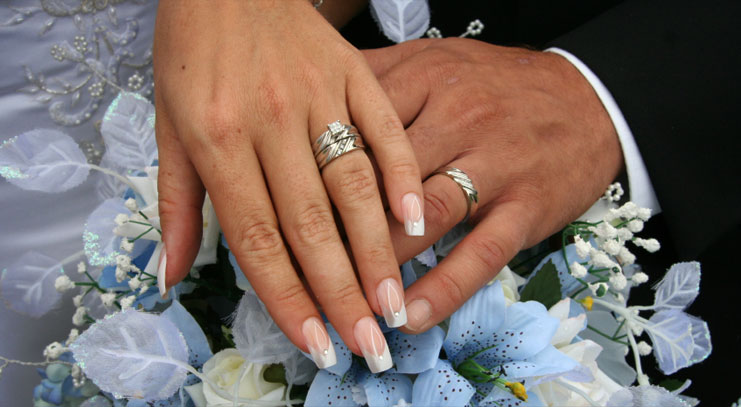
left=313, top=120, right=365, bottom=170
left=431, top=166, right=479, bottom=223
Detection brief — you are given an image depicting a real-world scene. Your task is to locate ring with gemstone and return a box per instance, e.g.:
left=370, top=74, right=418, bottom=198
left=313, top=120, right=365, bottom=170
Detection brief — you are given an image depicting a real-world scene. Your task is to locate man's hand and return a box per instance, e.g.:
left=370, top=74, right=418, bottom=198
left=364, top=38, right=624, bottom=332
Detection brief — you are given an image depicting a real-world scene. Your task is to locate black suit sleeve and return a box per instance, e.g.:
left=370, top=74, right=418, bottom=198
left=549, top=0, right=741, bottom=259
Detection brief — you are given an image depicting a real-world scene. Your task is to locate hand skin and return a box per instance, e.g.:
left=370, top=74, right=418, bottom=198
left=153, top=0, right=423, bottom=365
left=363, top=38, right=624, bottom=333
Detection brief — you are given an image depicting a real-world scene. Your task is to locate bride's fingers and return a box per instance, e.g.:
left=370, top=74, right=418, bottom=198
left=346, top=66, right=425, bottom=237
left=185, top=134, right=339, bottom=369
left=154, top=109, right=205, bottom=296
left=256, top=117, right=392, bottom=372
left=400, top=201, right=530, bottom=334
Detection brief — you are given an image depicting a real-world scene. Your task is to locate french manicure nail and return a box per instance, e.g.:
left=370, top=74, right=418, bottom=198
left=405, top=298, right=432, bottom=332
left=157, top=244, right=168, bottom=299
left=402, top=192, right=424, bottom=236
left=301, top=317, right=337, bottom=369
left=354, top=316, right=392, bottom=373
left=376, top=278, right=407, bottom=328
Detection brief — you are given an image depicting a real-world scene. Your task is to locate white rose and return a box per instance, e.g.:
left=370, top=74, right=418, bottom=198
left=186, top=349, right=285, bottom=407
left=491, top=265, right=524, bottom=305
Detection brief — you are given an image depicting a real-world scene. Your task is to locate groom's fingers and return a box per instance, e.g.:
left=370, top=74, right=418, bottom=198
left=400, top=201, right=529, bottom=334
left=155, top=109, right=206, bottom=295
left=361, top=39, right=435, bottom=77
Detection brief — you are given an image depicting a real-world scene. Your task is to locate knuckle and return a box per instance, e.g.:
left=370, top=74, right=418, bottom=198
left=434, top=270, right=466, bottom=308
left=467, top=235, right=509, bottom=273
left=423, top=188, right=457, bottom=227
left=272, top=282, right=308, bottom=310
left=372, top=114, right=405, bottom=143
left=201, top=104, right=244, bottom=149
left=453, top=89, right=503, bottom=131
left=333, top=164, right=378, bottom=205
left=326, top=280, right=362, bottom=306
left=290, top=200, right=337, bottom=247
left=359, top=241, right=394, bottom=265
left=386, top=160, right=419, bottom=181
left=234, top=219, right=284, bottom=264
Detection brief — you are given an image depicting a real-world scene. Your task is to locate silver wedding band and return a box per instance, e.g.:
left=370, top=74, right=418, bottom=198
left=432, top=166, right=478, bottom=223
left=313, top=120, right=365, bottom=170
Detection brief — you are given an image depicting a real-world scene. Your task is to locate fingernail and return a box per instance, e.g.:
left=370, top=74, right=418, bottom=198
left=405, top=298, right=432, bottom=332
left=402, top=192, right=424, bottom=236
left=376, top=278, right=407, bottom=328
left=157, top=244, right=168, bottom=300
left=301, top=317, right=337, bottom=369
left=353, top=316, right=392, bottom=373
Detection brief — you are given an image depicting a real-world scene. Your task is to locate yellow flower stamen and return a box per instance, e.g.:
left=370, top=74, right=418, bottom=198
left=505, top=381, right=528, bottom=401
left=578, top=296, right=594, bottom=311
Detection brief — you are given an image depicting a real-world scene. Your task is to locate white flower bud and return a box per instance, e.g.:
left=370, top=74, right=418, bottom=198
left=609, top=272, right=628, bottom=290
left=76, top=262, right=87, bottom=274
left=617, top=247, right=636, bottom=265
left=100, top=292, right=117, bottom=308
left=115, top=254, right=131, bottom=268
left=574, top=235, right=592, bottom=259
left=124, top=197, right=138, bottom=212
left=115, top=265, right=128, bottom=283
left=119, top=295, right=136, bottom=309
left=589, top=282, right=608, bottom=297
left=72, top=307, right=87, bottom=327
left=120, top=239, right=134, bottom=253
left=618, top=202, right=639, bottom=219
left=43, top=342, right=68, bottom=360
left=72, top=294, right=84, bottom=307
left=627, top=219, right=644, bottom=233
left=590, top=222, right=618, bottom=240
left=570, top=262, right=588, bottom=278
left=637, top=207, right=652, bottom=221
left=634, top=238, right=661, bottom=253
left=139, top=283, right=150, bottom=293
left=601, top=239, right=623, bottom=256
left=589, top=248, right=619, bottom=270
left=190, top=268, right=201, bottom=279
left=70, top=365, right=84, bottom=387
left=632, top=272, right=649, bottom=285
left=631, top=323, right=644, bottom=336
left=114, top=213, right=129, bottom=226
left=617, top=228, right=634, bottom=242
left=637, top=341, right=653, bottom=356
left=66, top=329, right=79, bottom=344
left=54, top=275, right=75, bottom=293
left=128, top=276, right=142, bottom=291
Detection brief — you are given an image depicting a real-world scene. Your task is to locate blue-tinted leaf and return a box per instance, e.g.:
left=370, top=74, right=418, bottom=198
left=162, top=300, right=213, bottom=369
left=0, top=251, right=64, bottom=318
left=412, top=359, right=475, bottom=406
left=0, top=129, right=89, bottom=192
left=369, top=0, right=430, bottom=43
left=400, top=261, right=416, bottom=289
left=80, top=395, right=113, bottom=407
left=687, top=314, right=711, bottom=365
left=646, top=310, right=694, bottom=375
left=388, top=326, right=443, bottom=374
left=70, top=309, right=190, bottom=401
left=607, top=385, right=692, bottom=407
left=414, top=246, right=436, bottom=268
left=100, top=92, right=157, bottom=171
left=580, top=311, right=636, bottom=386
left=653, top=262, right=701, bottom=312
left=500, top=344, right=579, bottom=381
left=83, top=198, right=127, bottom=267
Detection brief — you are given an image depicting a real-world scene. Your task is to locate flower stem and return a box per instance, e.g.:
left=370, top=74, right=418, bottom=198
left=88, top=164, right=141, bottom=196
left=555, top=379, right=600, bottom=406
left=586, top=325, right=630, bottom=346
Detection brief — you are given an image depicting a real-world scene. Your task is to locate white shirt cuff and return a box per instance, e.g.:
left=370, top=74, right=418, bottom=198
left=545, top=47, right=661, bottom=215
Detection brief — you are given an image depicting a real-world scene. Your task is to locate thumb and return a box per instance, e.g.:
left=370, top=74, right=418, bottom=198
left=155, top=110, right=205, bottom=297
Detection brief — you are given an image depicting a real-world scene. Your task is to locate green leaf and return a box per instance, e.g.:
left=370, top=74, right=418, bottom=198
left=657, top=378, right=685, bottom=392
left=263, top=364, right=287, bottom=385
left=519, top=260, right=562, bottom=309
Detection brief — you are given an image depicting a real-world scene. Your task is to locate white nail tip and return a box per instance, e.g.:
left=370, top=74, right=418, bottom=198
left=157, top=245, right=168, bottom=299
left=302, top=318, right=337, bottom=369
left=385, top=305, right=407, bottom=329
left=404, top=216, right=425, bottom=237
left=364, top=343, right=392, bottom=373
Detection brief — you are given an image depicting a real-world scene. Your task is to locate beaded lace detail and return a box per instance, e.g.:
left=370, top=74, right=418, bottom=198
left=3, top=1, right=153, bottom=130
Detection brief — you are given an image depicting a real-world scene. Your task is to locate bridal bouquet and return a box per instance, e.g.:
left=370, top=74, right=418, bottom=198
left=0, top=92, right=712, bottom=406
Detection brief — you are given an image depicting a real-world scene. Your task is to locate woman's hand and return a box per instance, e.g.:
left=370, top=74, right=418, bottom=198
left=153, top=0, right=424, bottom=372
left=364, top=38, right=623, bottom=333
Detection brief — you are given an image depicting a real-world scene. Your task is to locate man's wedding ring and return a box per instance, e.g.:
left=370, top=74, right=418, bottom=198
left=431, top=167, right=479, bottom=223
left=313, top=120, right=365, bottom=171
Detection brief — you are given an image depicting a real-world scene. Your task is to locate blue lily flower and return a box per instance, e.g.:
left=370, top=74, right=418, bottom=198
left=413, top=281, right=581, bottom=406
left=305, top=322, right=444, bottom=406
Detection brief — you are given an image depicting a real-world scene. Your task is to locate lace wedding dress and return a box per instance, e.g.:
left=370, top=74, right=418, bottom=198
left=0, top=1, right=157, bottom=402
